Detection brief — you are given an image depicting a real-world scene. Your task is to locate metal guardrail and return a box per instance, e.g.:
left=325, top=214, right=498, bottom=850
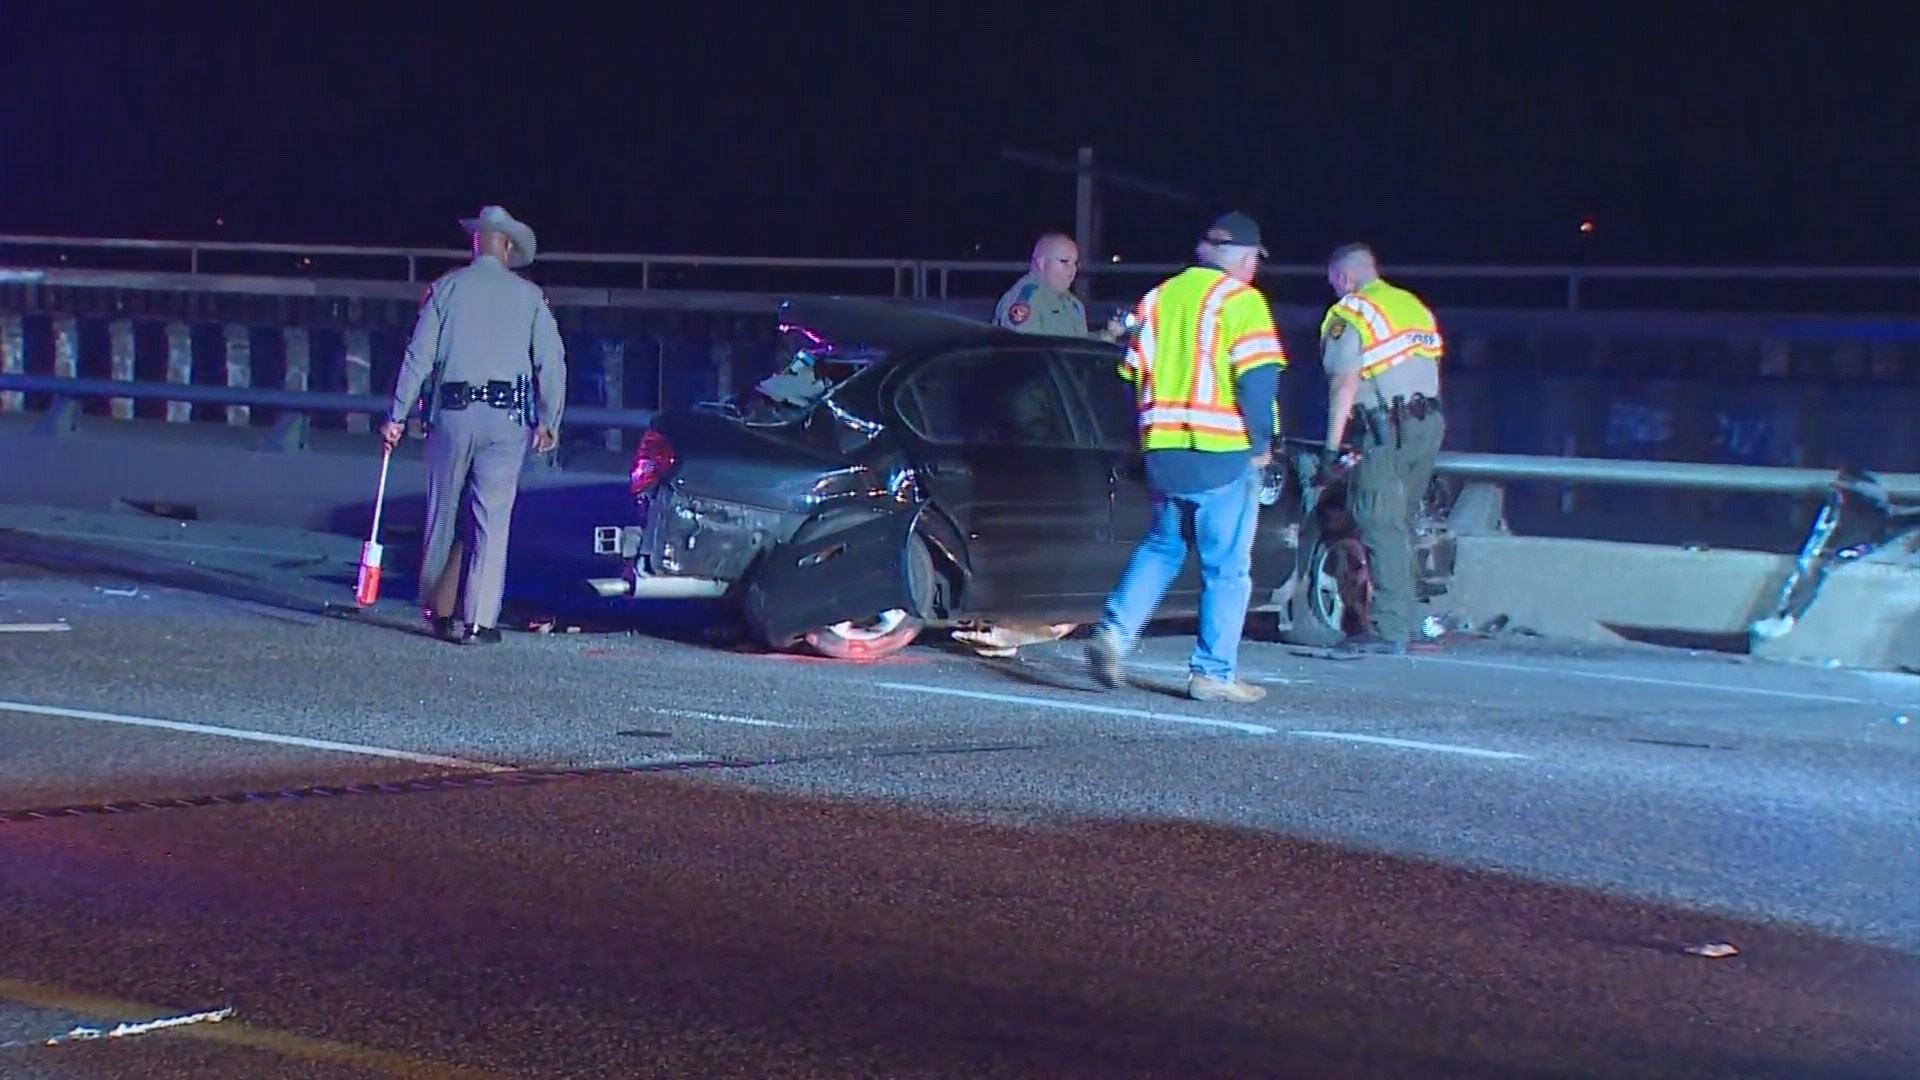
left=0, top=375, right=656, bottom=431
left=8, top=375, right=1920, bottom=501
left=1437, top=451, right=1920, bottom=502
left=7, top=233, right=1920, bottom=310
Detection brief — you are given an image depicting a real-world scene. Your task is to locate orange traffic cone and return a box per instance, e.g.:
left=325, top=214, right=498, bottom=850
left=354, top=446, right=394, bottom=607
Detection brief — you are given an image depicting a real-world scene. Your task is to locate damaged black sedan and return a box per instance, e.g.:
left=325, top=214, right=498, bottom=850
left=588, top=297, right=1372, bottom=660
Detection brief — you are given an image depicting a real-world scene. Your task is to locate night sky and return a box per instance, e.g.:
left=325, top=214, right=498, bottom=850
left=8, top=5, right=1915, bottom=267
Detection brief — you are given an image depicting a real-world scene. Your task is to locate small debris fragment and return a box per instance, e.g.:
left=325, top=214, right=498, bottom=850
left=43, top=1006, right=235, bottom=1046
left=1895, top=715, right=1911, bottom=726
left=95, top=586, right=140, bottom=597
left=1684, top=941, right=1739, bottom=959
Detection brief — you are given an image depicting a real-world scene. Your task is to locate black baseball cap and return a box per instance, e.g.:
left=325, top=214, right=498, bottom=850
left=1202, top=212, right=1268, bottom=257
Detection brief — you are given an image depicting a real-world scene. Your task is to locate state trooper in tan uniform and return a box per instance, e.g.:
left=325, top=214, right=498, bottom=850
left=993, top=233, right=1127, bottom=341
left=380, top=205, right=568, bottom=644
left=956, top=233, right=1128, bottom=659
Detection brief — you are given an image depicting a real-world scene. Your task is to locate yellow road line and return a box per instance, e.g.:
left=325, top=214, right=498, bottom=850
left=0, top=976, right=511, bottom=1080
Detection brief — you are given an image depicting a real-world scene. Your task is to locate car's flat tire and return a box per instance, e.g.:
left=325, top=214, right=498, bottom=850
left=798, top=536, right=937, bottom=661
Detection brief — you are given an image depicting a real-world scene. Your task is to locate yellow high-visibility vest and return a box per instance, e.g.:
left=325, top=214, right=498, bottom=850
left=1120, top=266, right=1288, bottom=452
left=1317, top=278, right=1444, bottom=380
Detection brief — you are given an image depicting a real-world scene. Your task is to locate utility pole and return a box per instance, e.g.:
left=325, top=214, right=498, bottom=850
left=1001, top=146, right=1208, bottom=301
left=1073, top=146, right=1096, bottom=283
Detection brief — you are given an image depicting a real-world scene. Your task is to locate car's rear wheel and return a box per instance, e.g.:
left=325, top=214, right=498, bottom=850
left=800, top=536, right=937, bottom=661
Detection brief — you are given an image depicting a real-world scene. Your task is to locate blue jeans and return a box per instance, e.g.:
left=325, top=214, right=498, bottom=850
left=1099, top=469, right=1261, bottom=681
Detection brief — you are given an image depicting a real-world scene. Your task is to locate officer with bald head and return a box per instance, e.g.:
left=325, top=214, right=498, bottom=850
left=993, top=233, right=1126, bottom=341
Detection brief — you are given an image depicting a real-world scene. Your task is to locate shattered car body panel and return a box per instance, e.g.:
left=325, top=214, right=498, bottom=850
left=1750, top=465, right=1920, bottom=640
left=592, top=296, right=1321, bottom=656
left=744, top=506, right=931, bottom=648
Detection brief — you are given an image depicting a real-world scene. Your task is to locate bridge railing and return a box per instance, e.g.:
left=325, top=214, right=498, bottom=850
left=6, top=233, right=1920, bottom=314
left=7, top=374, right=1920, bottom=507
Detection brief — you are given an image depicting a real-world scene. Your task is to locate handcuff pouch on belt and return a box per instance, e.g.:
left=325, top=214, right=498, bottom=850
left=437, top=376, right=535, bottom=427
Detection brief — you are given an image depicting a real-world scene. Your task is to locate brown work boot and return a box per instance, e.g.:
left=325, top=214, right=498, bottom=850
left=1186, top=674, right=1266, bottom=704
left=1085, top=624, right=1125, bottom=690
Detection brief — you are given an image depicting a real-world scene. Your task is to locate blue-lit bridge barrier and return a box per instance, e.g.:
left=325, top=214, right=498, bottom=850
left=5, top=241, right=1920, bottom=553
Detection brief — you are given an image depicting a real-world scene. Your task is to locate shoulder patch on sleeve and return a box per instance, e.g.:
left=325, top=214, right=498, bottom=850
left=1007, top=301, right=1032, bottom=326
left=1327, top=319, right=1347, bottom=340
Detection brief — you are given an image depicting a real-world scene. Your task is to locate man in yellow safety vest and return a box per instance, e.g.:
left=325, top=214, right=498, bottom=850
left=1084, top=212, right=1288, bottom=704
left=1317, top=242, right=1445, bottom=657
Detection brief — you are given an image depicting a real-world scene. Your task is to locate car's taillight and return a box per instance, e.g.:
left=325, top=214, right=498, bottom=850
left=630, top=429, right=676, bottom=498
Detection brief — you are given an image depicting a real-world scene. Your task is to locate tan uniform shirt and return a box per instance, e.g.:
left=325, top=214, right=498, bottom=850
left=388, top=254, right=569, bottom=434
left=993, top=273, right=1095, bottom=338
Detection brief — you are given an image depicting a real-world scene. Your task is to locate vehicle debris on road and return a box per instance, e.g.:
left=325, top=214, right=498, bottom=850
left=18, top=1006, right=235, bottom=1048
left=1684, top=941, right=1740, bottom=959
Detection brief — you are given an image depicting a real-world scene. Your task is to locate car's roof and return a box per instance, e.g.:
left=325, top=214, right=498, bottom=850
left=776, top=296, right=1018, bottom=357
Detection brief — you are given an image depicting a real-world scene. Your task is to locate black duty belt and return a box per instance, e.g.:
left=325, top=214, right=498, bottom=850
left=1351, top=393, right=1442, bottom=450
left=438, top=377, right=533, bottom=424
left=1354, top=393, right=1442, bottom=424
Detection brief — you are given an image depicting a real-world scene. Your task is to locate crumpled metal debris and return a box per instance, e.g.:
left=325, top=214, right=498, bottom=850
left=952, top=621, right=1076, bottom=658
left=40, top=1006, right=234, bottom=1046
left=1418, top=613, right=1532, bottom=640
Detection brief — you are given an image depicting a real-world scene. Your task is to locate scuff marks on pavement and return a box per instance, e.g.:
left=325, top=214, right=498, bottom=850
left=0, top=758, right=758, bottom=825
left=0, top=736, right=1127, bottom=826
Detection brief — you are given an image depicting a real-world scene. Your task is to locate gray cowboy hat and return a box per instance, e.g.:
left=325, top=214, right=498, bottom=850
left=459, top=205, right=538, bottom=268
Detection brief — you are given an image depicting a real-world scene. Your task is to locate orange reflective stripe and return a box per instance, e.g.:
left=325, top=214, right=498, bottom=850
left=1355, top=328, right=1444, bottom=378
left=1187, top=274, right=1236, bottom=407
left=1228, top=328, right=1285, bottom=377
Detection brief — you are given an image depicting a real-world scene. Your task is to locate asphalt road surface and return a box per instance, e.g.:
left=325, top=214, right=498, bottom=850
left=3, top=567, right=1917, bottom=1079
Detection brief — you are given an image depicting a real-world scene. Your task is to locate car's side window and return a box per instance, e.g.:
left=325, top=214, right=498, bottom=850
left=1054, top=348, right=1139, bottom=453
left=893, top=348, right=1078, bottom=448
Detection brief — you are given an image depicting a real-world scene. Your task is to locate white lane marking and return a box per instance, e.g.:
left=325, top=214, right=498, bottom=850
left=875, top=682, right=1276, bottom=736
left=1288, top=730, right=1530, bottom=760
left=0, top=622, right=71, bottom=633
left=1127, top=660, right=1308, bottom=686
left=1414, top=654, right=1905, bottom=707
left=0, top=699, right=513, bottom=773
left=643, top=707, right=797, bottom=729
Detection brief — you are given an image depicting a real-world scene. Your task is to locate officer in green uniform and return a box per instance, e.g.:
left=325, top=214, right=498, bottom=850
left=993, top=233, right=1126, bottom=340
left=1318, top=243, right=1445, bottom=657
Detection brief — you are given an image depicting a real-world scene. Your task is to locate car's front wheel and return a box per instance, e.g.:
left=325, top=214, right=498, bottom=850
left=798, top=535, right=938, bottom=661
left=1282, top=520, right=1373, bottom=647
